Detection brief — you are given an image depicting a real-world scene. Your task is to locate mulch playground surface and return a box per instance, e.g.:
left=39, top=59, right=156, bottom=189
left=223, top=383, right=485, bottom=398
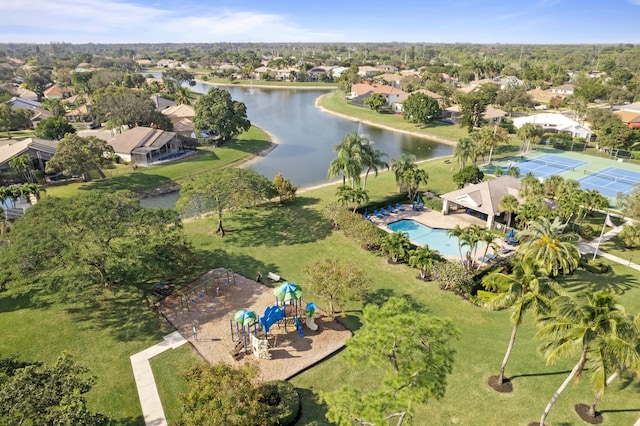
left=156, top=268, right=351, bottom=382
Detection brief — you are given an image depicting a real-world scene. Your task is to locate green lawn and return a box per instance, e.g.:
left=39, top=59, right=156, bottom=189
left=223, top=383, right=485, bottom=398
left=44, top=126, right=272, bottom=198
left=318, top=91, right=471, bottom=143
left=3, top=124, right=640, bottom=425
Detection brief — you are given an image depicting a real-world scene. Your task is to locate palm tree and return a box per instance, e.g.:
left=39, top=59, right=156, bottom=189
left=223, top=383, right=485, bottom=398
left=517, top=122, right=543, bottom=153
left=519, top=174, right=544, bottom=200
left=479, top=228, right=499, bottom=258
left=408, top=245, right=440, bottom=279
left=380, top=231, right=411, bottom=263
left=327, top=132, right=365, bottom=188
left=351, top=187, right=369, bottom=213
left=472, top=125, right=509, bottom=165
left=459, top=224, right=482, bottom=267
left=498, top=194, right=519, bottom=231
left=174, top=86, right=196, bottom=106
left=542, top=175, right=564, bottom=199
left=400, top=167, right=429, bottom=202
left=518, top=217, right=581, bottom=277
left=335, top=184, right=352, bottom=208
left=453, top=137, right=475, bottom=170
left=390, top=153, right=416, bottom=193
left=536, top=291, right=634, bottom=426
left=480, top=257, right=562, bottom=385
left=360, top=143, right=388, bottom=191
left=447, top=224, right=466, bottom=263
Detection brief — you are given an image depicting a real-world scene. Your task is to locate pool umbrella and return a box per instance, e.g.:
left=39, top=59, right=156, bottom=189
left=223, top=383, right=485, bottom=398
left=234, top=309, right=257, bottom=326
left=274, top=282, right=303, bottom=302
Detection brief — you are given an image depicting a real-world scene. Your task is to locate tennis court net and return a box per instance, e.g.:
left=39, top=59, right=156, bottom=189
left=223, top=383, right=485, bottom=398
left=526, top=157, right=575, bottom=171
left=583, top=170, right=638, bottom=186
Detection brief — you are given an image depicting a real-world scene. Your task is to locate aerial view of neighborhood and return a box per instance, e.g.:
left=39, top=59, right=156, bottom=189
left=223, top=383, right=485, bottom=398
left=2, top=1, right=640, bottom=425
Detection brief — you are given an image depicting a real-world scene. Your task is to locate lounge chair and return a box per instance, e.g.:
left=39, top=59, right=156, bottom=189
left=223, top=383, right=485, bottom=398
left=387, top=205, right=398, bottom=213
left=479, top=256, right=491, bottom=263
left=498, top=247, right=513, bottom=255
left=374, top=209, right=384, bottom=219
left=380, top=208, right=390, bottom=216
left=486, top=253, right=497, bottom=261
left=395, top=203, right=405, bottom=211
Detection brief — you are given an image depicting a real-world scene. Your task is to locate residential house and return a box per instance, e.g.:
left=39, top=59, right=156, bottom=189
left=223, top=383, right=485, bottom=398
left=307, top=66, right=331, bottom=82
left=357, top=66, right=380, bottom=78
left=156, top=59, right=181, bottom=68
left=350, top=83, right=407, bottom=108
left=550, top=83, right=574, bottom=97
left=0, top=137, right=58, bottom=174
left=331, top=66, right=349, bottom=78
left=378, top=65, right=399, bottom=73
left=108, top=127, right=183, bottom=165
left=613, top=110, right=640, bottom=129
left=150, top=95, right=177, bottom=111
left=253, top=66, right=275, bottom=80
left=136, top=59, right=154, bottom=68
left=375, top=73, right=402, bottom=88
left=7, top=97, right=41, bottom=109
left=274, top=67, right=299, bottom=81
left=442, top=104, right=506, bottom=125
left=42, top=84, right=72, bottom=99
left=63, top=94, right=92, bottom=122
left=7, top=97, right=52, bottom=126
left=161, top=104, right=195, bottom=137
left=440, top=175, right=522, bottom=229
left=393, top=89, right=444, bottom=113
left=513, top=113, right=592, bottom=140
left=12, top=85, right=38, bottom=101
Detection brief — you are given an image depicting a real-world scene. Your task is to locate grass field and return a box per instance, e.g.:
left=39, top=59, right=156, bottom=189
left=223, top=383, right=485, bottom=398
left=3, top=123, right=640, bottom=425
left=44, top=126, right=272, bottom=198
left=317, top=91, right=471, bottom=143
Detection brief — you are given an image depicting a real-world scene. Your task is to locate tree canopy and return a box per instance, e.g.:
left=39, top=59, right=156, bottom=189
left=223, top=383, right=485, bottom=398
left=401, top=92, right=441, bottom=126
left=0, top=352, right=108, bottom=425
left=322, top=297, right=459, bottom=425
left=33, top=116, right=76, bottom=140
left=91, top=87, right=173, bottom=130
left=177, top=167, right=275, bottom=236
left=0, top=191, right=195, bottom=294
left=45, top=134, right=114, bottom=181
left=193, top=87, right=251, bottom=143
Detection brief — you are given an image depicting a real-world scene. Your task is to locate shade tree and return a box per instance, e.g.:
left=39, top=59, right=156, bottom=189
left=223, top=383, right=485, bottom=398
left=32, top=116, right=76, bottom=140
left=177, top=168, right=275, bottom=236
left=45, top=134, right=114, bottom=181
left=401, top=92, right=441, bottom=126
left=193, top=87, right=250, bottom=144
left=322, top=297, right=459, bottom=426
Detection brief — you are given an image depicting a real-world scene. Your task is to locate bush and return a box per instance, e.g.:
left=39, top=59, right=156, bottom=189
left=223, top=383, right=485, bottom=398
left=431, top=261, right=474, bottom=296
left=258, top=380, right=300, bottom=426
left=579, top=256, right=612, bottom=274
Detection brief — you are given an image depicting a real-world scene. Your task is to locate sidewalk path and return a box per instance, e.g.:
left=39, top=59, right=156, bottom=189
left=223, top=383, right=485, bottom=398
left=579, top=224, right=640, bottom=272
left=130, top=331, right=188, bottom=426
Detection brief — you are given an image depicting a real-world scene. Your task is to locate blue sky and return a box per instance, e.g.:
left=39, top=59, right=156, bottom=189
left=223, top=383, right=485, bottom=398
left=2, top=0, right=640, bottom=44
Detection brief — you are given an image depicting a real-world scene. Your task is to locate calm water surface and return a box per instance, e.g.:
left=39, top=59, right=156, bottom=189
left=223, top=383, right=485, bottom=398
left=141, top=75, right=453, bottom=208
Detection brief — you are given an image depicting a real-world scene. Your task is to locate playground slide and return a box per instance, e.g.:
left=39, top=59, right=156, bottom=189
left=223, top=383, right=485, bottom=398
left=260, top=306, right=284, bottom=333
left=305, top=316, right=318, bottom=331
left=293, top=317, right=305, bottom=337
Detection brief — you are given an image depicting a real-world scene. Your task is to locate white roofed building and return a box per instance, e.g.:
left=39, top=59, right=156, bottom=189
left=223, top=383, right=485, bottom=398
left=513, top=113, right=592, bottom=140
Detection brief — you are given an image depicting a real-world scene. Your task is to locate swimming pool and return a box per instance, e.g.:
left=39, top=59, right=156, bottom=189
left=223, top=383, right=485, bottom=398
left=387, top=219, right=472, bottom=257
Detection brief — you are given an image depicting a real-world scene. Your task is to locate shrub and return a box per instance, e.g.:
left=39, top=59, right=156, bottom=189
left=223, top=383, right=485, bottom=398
left=431, top=261, right=474, bottom=296
left=579, top=256, right=612, bottom=274
left=258, top=380, right=300, bottom=425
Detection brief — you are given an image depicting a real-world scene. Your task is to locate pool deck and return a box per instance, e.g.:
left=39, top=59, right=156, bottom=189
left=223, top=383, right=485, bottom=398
left=370, top=203, right=509, bottom=264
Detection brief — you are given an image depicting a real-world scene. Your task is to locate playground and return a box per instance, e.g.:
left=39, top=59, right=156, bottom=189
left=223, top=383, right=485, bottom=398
left=156, top=268, right=351, bottom=382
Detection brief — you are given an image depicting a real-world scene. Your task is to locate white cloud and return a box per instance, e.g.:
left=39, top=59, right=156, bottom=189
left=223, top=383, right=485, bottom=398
left=0, top=0, right=341, bottom=43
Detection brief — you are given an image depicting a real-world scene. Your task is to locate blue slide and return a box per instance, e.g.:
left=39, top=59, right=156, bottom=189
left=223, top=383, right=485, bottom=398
left=260, top=306, right=284, bottom=333
left=293, top=317, right=304, bottom=337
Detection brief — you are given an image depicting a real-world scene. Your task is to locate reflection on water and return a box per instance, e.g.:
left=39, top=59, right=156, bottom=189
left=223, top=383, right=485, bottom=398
left=139, top=192, right=180, bottom=209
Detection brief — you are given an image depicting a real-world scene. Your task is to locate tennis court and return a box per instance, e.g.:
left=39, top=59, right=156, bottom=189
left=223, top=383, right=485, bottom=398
left=507, top=154, right=588, bottom=179
left=578, top=167, right=640, bottom=198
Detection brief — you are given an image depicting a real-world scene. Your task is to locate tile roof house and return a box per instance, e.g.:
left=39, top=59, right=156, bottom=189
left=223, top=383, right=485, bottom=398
left=0, top=137, right=58, bottom=174
left=350, top=83, right=407, bottom=107
left=440, top=175, right=522, bottom=229
left=7, top=97, right=52, bottom=126
left=13, top=85, right=38, bottom=101
left=443, top=104, right=506, bottom=125
left=357, top=66, right=380, bottom=77
left=42, top=84, right=72, bottom=99
left=161, top=104, right=195, bottom=136
left=108, top=127, right=183, bottom=165
left=393, top=89, right=444, bottom=113
left=550, top=84, right=574, bottom=97
left=150, top=95, right=177, bottom=111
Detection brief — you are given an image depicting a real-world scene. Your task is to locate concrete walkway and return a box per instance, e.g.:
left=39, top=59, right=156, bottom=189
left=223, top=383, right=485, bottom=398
left=578, top=223, right=640, bottom=272
left=130, top=331, right=188, bottom=426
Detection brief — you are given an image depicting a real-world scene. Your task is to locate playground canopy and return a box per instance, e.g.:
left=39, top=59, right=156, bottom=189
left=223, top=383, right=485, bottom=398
left=274, top=282, right=303, bottom=302
left=234, top=309, right=257, bottom=326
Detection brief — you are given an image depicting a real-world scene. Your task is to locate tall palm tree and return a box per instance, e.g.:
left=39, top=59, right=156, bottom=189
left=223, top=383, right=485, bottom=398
left=460, top=224, right=482, bottom=267
left=351, top=187, right=369, bottom=213
left=447, top=224, right=466, bottom=264
left=498, top=194, right=519, bottom=231
left=517, top=217, right=581, bottom=277
left=453, top=137, right=475, bottom=170
left=480, top=257, right=563, bottom=385
left=174, top=86, right=196, bottom=106
left=360, top=143, right=388, bottom=191
left=536, top=291, right=634, bottom=426
left=400, top=167, right=429, bottom=202
left=408, top=245, right=440, bottom=279
left=542, top=175, right=564, bottom=199
left=519, top=174, right=544, bottom=200
left=327, top=132, right=365, bottom=189
left=479, top=228, right=499, bottom=258
left=390, top=153, right=416, bottom=193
